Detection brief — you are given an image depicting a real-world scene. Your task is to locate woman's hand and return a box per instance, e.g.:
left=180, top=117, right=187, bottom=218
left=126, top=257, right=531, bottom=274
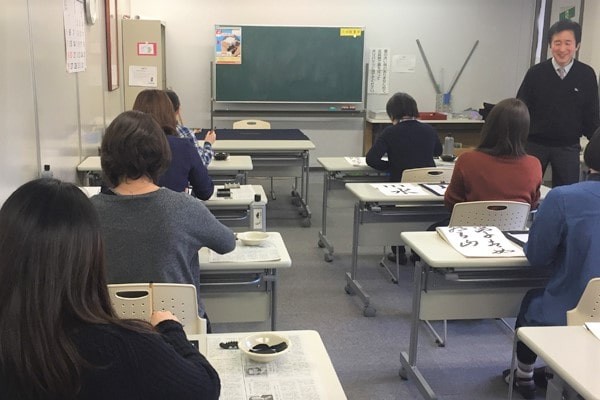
left=204, top=130, right=217, bottom=145
left=150, top=310, right=180, bottom=327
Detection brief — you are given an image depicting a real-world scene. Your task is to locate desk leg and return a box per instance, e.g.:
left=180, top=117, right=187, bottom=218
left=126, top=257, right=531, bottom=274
left=345, top=202, right=376, bottom=317
left=399, top=260, right=438, bottom=399
left=318, top=171, right=335, bottom=262
left=264, top=268, right=277, bottom=331
left=236, top=171, right=247, bottom=185
left=292, top=151, right=312, bottom=227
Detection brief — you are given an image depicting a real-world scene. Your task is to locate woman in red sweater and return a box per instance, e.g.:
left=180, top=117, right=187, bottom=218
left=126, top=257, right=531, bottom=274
left=444, top=98, right=543, bottom=210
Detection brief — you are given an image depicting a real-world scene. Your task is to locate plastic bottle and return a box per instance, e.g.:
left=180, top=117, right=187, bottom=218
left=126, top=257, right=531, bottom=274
left=40, top=164, right=53, bottom=179
left=443, top=134, right=455, bottom=156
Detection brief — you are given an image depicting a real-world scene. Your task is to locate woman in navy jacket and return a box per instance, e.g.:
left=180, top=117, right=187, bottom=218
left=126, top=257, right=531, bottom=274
left=133, top=89, right=214, bottom=200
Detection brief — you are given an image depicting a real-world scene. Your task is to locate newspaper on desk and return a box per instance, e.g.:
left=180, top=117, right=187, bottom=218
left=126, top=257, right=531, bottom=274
left=207, top=334, right=326, bottom=400
left=436, top=226, right=525, bottom=257
left=209, top=240, right=281, bottom=263
left=371, top=182, right=430, bottom=196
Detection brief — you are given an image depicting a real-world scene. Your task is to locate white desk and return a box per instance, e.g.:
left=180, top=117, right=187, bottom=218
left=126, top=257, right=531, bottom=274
left=188, top=330, right=346, bottom=400
left=399, top=232, right=551, bottom=400
left=210, top=129, right=316, bottom=227
left=199, top=232, right=291, bottom=330
left=80, top=184, right=267, bottom=232
left=316, top=157, right=454, bottom=262
left=204, top=185, right=267, bottom=231
left=76, top=155, right=254, bottom=185
left=513, top=326, right=600, bottom=400
left=344, top=183, right=452, bottom=316
left=364, top=116, right=484, bottom=154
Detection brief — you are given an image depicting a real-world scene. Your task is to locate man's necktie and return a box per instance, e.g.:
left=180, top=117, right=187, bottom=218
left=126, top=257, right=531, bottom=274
left=558, top=67, right=566, bottom=79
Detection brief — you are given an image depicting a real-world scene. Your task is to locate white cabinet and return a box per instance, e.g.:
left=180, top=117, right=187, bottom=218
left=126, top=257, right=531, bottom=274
left=121, top=19, right=166, bottom=110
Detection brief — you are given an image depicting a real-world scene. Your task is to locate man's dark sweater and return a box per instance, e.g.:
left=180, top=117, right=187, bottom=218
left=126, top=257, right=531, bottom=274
left=517, top=59, right=599, bottom=147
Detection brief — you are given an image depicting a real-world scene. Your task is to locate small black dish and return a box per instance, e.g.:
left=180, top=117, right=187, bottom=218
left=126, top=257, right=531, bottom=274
left=215, top=152, right=229, bottom=161
left=440, top=154, right=457, bottom=162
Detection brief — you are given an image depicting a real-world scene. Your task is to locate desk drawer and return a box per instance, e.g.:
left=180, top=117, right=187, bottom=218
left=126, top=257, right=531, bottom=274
left=208, top=203, right=266, bottom=231
left=200, top=271, right=271, bottom=323
left=420, top=287, right=529, bottom=320
left=358, top=205, right=450, bottom=247
left=202, top=292, right=270, bottom=323
left=424, top=268, right=551, bottom=290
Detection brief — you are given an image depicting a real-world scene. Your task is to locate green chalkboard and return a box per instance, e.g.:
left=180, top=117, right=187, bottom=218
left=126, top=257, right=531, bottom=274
left=215, top=26, right=365, bottom=103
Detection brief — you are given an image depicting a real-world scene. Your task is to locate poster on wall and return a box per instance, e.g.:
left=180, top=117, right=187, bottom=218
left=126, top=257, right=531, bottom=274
left=128, top=66, right=158, bottom=87
left=63, top=0, right=87, bottom=73
left=215, top=26, right=242, bottom=64
left=368, top=48, right=390, bottom=94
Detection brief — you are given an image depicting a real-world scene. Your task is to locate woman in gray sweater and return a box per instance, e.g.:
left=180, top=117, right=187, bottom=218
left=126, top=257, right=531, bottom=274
left=91, top=111, right=236, bottom=330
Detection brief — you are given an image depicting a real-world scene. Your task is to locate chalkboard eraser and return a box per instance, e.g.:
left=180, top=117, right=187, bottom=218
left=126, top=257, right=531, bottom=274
left=341, top=105, right=356, bottom=111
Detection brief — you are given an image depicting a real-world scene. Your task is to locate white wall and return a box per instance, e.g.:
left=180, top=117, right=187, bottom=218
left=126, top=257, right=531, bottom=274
left=0, top=1, right=39, bottom=202
left=130, top=0, right=537, bottom=162
left=131, top=0, right=536, bottom=120
left=581, top=1, right=600, bottom=71
left=0, top=0, right=130, bottom=204
left=2, top=1, right=599, bottom=201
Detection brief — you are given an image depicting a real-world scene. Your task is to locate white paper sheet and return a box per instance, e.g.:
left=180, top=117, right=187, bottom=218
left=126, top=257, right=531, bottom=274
left=585, top=322, right=600, bottom=341
left=437, top=226, right=525, bottom=257
left=209, top=240, right=280, bottom=263
left=344, top=156, right=367, bottom=166
left=420, top=183, right=448, bottom=196
left=370, top=183, right=429, bottom=196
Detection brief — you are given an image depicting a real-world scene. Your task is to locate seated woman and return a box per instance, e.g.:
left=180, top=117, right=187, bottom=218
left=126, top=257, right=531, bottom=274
left=366, top=92, right=442, bottom=264
left=504, top=128, right=600, bottom=399
left=444, top=98, right=542, bottom=210
left=91, top=110, right=236, bottom=330
left=0, top=178, right=220, bottom=399
left=133, top=89, right=214, bottom=200
left=165, top=89, right=216, bottom=166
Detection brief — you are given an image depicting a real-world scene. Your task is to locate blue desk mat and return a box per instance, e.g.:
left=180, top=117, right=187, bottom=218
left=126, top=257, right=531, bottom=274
left=197, top=128, right=309, bottom=141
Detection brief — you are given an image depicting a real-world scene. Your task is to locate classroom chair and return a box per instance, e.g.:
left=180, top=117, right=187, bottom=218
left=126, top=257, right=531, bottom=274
left=508, top=277, right=600, bottom=399
left=566, top=277, right=600, bottom=325
left=107, top=283, right=208, bottom=334
left=381, top=167, right=454, bottom=283
left=427, top=200, right=530, bottom=346
left=232, top=119, right=271, bottom=129
left=401, top=167, right=453, bottom=183
left=448, top=200, right=530, bottom=230
left=232, top=119, right=279, bottom=199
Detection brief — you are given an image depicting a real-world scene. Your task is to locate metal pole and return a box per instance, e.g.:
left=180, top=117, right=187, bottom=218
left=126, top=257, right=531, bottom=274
left=416, top=39, right=441, bottom=94
left=447, top=40, right=479, bottom=94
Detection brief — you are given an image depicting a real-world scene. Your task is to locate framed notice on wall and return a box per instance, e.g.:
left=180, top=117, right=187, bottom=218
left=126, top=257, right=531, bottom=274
left=137, top=42, right=157, bottom=56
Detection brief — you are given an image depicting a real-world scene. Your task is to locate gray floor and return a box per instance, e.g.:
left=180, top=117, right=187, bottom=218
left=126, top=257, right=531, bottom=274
left=212, top=171, right=545, bottom=400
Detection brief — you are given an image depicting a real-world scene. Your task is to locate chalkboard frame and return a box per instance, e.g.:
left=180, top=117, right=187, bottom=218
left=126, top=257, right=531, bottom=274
left=214, top=25, right=365, bottom=104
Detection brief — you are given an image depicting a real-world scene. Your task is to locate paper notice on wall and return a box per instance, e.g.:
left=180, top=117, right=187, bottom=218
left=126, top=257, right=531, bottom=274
left=368, top=48, right=390, bottom=94
left=63, top=0, right=87, bottom=73
left=392, top=54, right=416, bottom=73
left=128, top=66, right=158, bottom=87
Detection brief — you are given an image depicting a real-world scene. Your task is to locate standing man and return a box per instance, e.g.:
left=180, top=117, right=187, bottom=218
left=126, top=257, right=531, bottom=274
left=517, top=19, right=599, bottom=187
